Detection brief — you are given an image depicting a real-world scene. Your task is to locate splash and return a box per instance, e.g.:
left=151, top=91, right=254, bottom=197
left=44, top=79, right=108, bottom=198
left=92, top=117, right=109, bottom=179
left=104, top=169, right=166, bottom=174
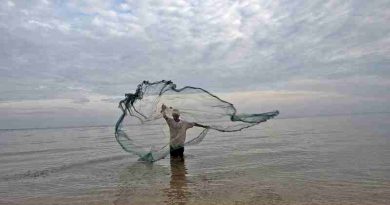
left=115, top=80, right=279, bottom=162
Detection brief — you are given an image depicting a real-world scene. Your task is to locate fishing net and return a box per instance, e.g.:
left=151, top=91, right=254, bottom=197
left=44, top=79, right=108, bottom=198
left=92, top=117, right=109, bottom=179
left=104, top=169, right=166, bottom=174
left=115, top=80, right=279, bottom=162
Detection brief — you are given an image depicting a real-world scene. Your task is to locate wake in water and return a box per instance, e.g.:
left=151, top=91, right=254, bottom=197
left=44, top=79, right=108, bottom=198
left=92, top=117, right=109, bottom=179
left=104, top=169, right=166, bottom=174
left=115, top=80, right=279, bottom=162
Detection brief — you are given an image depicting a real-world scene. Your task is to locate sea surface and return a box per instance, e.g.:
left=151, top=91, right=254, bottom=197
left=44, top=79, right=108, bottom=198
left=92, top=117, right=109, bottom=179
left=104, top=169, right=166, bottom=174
left=0, top=114, right=389, bottom=204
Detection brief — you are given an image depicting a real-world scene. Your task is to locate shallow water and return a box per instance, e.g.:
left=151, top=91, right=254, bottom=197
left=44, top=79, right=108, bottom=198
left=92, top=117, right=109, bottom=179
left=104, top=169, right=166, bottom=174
left=0, top=114, right=389, bottom=204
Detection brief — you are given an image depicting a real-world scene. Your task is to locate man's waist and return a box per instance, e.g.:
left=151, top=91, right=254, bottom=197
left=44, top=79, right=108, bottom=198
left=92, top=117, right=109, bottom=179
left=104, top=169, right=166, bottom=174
left=170, top=144, right=184, bottom=149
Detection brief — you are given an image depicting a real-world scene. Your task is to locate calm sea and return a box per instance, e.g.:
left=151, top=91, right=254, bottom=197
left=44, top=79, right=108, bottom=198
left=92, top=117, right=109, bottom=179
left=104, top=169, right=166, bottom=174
left=0, top=114, right=389, bottom=204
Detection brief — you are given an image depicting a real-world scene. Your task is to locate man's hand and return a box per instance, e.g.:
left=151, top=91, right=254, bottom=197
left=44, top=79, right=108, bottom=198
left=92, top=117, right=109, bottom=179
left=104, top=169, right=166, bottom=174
left=161, top=104, right=169, bottom=120
left=161, top=104, right=167, bottom=113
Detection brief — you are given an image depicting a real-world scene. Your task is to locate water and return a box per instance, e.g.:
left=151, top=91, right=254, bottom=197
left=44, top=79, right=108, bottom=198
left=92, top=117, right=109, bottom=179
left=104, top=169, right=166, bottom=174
left=0, top=114, right=389, bottom=204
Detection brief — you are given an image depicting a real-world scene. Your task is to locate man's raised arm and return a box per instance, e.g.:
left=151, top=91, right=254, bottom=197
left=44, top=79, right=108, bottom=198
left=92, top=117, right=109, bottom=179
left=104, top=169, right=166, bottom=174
left=161, top=104, right=169, bottom=120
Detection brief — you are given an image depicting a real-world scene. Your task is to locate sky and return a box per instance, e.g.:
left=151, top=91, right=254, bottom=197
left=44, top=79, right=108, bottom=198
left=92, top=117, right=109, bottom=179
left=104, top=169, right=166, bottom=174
left=0, top=0, right=389, bottom=129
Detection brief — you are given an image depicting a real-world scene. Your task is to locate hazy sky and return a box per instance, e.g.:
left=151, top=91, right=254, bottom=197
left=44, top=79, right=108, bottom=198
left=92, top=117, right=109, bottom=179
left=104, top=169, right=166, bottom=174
left=0, top=0, right=389, bottom=129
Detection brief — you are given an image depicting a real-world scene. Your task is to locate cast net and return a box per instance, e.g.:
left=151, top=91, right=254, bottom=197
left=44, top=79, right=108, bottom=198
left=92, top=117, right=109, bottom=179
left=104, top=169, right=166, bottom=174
left=115, top=80, right=279, bottom=162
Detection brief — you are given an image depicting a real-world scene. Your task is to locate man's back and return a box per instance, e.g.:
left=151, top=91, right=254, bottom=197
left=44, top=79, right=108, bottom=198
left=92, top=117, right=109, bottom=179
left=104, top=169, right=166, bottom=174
left=166, top=118, right=194, bottom=148
left=161, top=104, right=195, bottom=159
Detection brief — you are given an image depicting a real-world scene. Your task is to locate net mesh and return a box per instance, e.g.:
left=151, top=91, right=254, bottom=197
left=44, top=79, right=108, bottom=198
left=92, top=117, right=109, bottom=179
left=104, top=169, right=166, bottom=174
left=115, top=80, right=279, bottom=162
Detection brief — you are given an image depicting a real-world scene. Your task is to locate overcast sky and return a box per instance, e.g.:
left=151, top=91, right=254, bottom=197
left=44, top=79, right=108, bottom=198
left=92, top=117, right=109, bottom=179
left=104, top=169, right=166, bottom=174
left=0, top=0, right=389, bottom=129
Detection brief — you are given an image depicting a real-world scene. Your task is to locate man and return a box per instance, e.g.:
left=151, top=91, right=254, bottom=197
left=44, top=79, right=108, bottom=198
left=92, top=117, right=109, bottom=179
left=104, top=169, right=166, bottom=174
left=161, top=104, right=207, bottom=159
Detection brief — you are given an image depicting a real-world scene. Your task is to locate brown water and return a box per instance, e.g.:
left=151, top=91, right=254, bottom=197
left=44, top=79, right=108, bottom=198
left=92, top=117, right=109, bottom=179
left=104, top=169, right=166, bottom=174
left=0, top=114, right=389, bottom=204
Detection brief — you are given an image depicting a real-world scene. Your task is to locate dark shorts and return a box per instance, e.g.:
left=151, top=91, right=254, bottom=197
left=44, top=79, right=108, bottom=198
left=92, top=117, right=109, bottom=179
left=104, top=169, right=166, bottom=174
left=170, top=146, right=184, bottom=158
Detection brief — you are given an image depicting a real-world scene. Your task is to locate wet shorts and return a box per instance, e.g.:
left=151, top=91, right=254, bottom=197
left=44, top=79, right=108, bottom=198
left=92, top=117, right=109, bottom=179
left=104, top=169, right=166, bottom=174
left=170, top=146, right=184, bottom=158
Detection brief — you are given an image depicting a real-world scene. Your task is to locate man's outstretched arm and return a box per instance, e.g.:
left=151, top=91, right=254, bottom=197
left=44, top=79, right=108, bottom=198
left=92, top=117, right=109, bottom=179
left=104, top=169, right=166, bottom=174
left=193, top=122, right=209, bottom=128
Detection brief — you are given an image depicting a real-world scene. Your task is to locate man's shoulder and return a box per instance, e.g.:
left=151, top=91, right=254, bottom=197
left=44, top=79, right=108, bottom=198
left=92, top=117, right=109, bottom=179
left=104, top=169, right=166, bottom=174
left=181, top=120, right=194, bottom=128
left=166, top=118, right=174, bottom=123
left=179, top=119, right=189, bottom=124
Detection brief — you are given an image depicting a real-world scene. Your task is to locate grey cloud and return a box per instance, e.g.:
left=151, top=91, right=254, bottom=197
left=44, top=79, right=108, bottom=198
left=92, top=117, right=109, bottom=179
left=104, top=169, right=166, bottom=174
left=0, top=0, right=389, bottom=103
left=284, top=76, right=390, bottom=101
left=72, top=97, right=90, bottom=104
left=101, top=97, right=123, bottom=103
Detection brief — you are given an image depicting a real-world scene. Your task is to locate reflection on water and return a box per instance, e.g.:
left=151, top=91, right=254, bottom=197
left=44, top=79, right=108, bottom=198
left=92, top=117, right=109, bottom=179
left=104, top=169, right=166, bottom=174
left=113, top=157, right=190, bottom=205
left=114, top=162, right=170, bottom=204
left=165, top=157, right=189, bottom=205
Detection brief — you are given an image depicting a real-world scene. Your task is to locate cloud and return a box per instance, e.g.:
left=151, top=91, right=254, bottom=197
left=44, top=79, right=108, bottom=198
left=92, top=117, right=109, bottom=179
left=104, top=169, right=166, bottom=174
left=283, top=76, right=390, bottom=100
left=0, top=0, right=389, bottom=128
left=72, top=97, right=90, bottom=104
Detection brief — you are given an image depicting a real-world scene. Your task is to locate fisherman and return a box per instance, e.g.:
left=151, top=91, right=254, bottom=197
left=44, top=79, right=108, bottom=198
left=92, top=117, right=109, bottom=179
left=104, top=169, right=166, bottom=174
left=161, top=104, right=206, bottom=159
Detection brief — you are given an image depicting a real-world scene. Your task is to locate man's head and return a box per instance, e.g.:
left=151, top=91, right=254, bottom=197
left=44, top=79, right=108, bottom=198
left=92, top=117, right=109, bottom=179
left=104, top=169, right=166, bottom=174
left=172, top=109, right=180, bottom=121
